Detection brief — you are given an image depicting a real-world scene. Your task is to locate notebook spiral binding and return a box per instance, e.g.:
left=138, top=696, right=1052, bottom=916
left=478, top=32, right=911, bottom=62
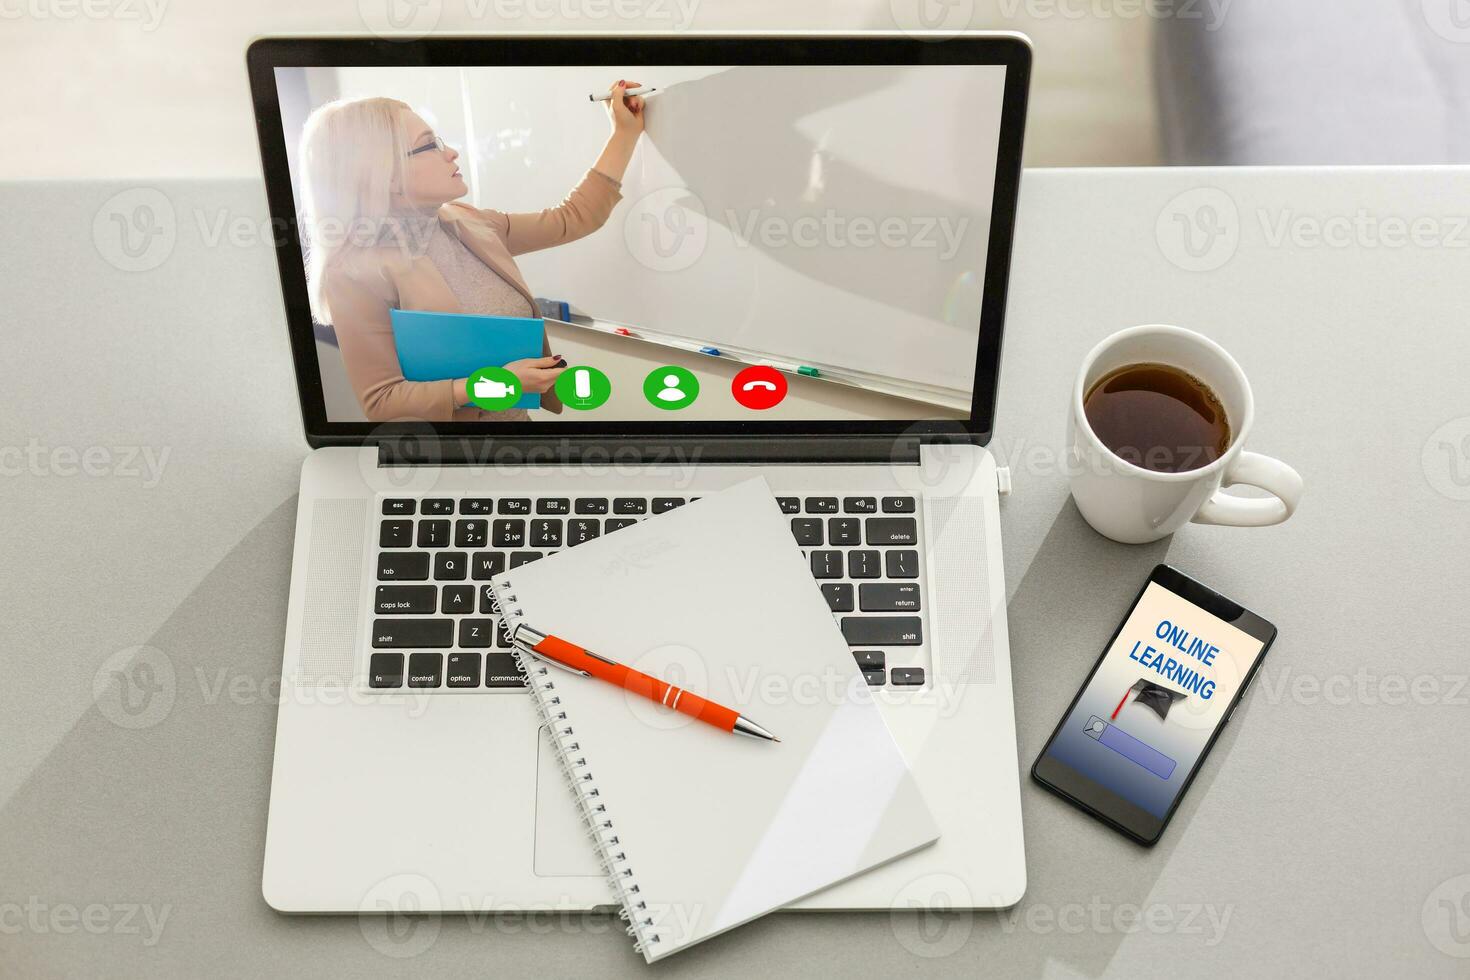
left=488, top=579, right=661, bottom=955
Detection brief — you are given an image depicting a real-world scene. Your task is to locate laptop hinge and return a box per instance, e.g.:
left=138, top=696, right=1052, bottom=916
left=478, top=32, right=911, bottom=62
left=376, top=435, right=932, bottom=468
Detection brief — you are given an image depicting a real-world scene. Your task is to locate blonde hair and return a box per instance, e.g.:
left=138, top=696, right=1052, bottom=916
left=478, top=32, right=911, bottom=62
left=298, top=96, right=412, bottom=324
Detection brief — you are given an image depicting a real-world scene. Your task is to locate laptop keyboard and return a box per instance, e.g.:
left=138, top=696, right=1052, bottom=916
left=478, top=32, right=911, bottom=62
left=367, top=494, right=927, bottom=692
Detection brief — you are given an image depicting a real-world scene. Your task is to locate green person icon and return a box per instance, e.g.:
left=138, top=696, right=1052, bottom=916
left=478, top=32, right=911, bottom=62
left=642, top=365, right=699, bottom=410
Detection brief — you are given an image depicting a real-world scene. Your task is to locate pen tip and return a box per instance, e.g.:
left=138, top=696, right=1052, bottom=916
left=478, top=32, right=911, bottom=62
left=772, top=737, right=782, bottom=743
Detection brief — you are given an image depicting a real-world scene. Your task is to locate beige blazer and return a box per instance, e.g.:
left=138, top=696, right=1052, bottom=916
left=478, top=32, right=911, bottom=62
left=322, top=170, right=622, bottom=421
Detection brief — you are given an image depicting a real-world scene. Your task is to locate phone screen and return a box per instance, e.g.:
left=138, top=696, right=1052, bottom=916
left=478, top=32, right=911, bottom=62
left=1032, top=566, right=1274, bottom=843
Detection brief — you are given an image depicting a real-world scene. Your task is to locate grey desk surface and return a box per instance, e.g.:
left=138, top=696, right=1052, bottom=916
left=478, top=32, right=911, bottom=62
left=3, top=167, right=1469, bottom=978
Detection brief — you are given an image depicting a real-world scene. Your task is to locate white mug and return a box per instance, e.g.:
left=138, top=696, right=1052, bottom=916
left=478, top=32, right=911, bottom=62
left=1067, top=324, right=1303, bottom=544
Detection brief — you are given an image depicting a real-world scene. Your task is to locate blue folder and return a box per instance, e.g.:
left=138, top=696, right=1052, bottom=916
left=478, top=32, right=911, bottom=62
left=389, top=309, right=545, bottom=410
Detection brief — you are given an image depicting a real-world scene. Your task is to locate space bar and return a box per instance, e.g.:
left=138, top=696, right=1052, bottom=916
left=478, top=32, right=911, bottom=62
left=372, top=618, right=453, bottom=648
left=840, top=616, right=922, bottom=646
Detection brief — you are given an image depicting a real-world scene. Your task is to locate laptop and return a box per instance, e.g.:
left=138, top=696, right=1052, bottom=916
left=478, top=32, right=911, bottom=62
left=248, top=33, right=1031, bottom=914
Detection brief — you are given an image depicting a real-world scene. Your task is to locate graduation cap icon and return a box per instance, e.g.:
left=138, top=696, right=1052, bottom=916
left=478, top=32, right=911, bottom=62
left=1115, top=679, right=1187, bottom=722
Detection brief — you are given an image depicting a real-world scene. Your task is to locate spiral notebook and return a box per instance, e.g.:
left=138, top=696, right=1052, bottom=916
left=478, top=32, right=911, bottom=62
left=487, top=477, right=939, bottom=961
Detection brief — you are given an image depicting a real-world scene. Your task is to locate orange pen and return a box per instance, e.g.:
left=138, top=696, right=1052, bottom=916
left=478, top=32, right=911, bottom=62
left=512, top=624, right=779, bottom=742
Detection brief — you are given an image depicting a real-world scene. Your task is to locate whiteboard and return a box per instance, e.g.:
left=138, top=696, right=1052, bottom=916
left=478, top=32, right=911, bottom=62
left=332, top=64, right=1008, bottom=394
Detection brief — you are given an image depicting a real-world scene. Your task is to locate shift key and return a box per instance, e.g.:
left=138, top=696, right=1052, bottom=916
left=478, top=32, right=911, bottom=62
left=840, top=616, right=922, bottom=646
left=372, top=618, right=453, bottom=648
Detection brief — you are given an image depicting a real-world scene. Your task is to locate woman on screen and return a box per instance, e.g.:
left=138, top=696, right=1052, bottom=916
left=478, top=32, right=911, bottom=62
left=298, top=82, right=645, bottom=421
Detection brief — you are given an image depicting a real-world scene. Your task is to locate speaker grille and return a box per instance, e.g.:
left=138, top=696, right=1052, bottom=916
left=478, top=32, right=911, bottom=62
left=925, top=495, right=996, bottom=686
left=298, top=498, right=367, bottom=682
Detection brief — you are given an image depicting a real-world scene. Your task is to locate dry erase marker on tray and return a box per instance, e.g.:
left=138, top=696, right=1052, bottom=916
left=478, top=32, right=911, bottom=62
left=699, top=346, right=721, bottom=356
left=764, top=360, right=821, bottom=378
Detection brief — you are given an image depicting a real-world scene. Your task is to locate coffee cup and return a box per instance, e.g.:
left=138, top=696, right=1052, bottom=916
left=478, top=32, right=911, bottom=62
left=1068, top=324, right=1303, bottom=544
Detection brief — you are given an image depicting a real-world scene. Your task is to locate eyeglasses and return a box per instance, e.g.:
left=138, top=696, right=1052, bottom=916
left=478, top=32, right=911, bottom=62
left=407, top=136, right=448, bottom=158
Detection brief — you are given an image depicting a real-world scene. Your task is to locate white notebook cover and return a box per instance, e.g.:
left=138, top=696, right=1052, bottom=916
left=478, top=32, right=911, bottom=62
left=488, top=477, right=939, bottom=961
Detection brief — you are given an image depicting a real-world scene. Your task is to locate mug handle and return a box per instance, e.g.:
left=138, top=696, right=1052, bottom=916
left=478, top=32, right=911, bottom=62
left=1193, top=452, right=1304, bottom=528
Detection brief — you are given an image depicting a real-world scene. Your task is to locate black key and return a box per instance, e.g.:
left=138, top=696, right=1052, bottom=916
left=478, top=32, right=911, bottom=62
left=459, top=498, right=494, bottom=515
left=375, top=585, right=435, bottom=615
left=776, top=497, right=801, bottom=514
left=606, top=518, right=637, bottom=533
left=379, top=520, right=413, bottom=548
left=866, top=517, right=918, bottom=546
left=441, top=584, right=476, bottom=613
left=372, top=618, right=452, bottom=648
left=886, top=550, right=919, bottom=579
left=446, top=653, right=480, bottom=688
left=862, top=669, right=886, bottom=687
left=854, top=650, right=886, bottom=670
left=536, top=498, right=571, bottom=515
left=493, top=519, right=526, bottom=548
left=530, top=519, right=563, bottom=548
left=434, top=552, right=467, bottom=581
left=509, top=551, right=543, bottom=567
left=407, top=652, right=443, bottom=688
left=383, top=498, right=415, bottom=516
left=811, top=550, right=843, bottom=579
left=575, top=497, right=609, bottom=514
left=496, top=620, right=514, bottom=647
left=421, top=498, right=454, bottom=515
left=483, top=652, right=525, bottom=688
left=498, top=498, right=531, bottom=515
left=455, top=519, right=489, bottom=549
left=805, top=496, right=838, bottom=514
left=843, top=496, right=877, bottom=514
left=840, top=616, right=922, bottom=646
left=568, top=519, right=601, bottom=546
left=790, top=518, right=823, bottom=546
left=848, top=550, right=881, bottom=579
left=891, top=667, right=925, bottom=686
left=368, top=652, right=404, bottom=688
left=828, top=518, right=861, bottom=545
left=860, top=582, right=922, bottom=612
left=881, top=496, right=916, bottom=513
left=471, top=551, right=505, bottom=580
left=458, top=618, right=494, bottom=648
left=821, top=583, right=854, bottom=612
left=417, top=519, right=450, bottom=548
left=651, top=497, right=685, bottom=514
left=378, top=552, right=430, bottom=581
left=613, top=497, right=647, bottom=515
left=479, top=585, right=498, bottom=614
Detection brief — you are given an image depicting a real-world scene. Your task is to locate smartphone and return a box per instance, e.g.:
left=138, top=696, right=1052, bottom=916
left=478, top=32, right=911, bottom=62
left=1031, top=564, right=1276, bottom=845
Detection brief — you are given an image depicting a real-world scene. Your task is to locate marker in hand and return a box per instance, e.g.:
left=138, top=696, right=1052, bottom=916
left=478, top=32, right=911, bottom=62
left=589, top=85, right=657, bottom=102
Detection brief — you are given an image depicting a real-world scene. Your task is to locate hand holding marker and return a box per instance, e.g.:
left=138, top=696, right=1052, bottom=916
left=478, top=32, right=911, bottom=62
left=589, top=85, right=657, bottom=102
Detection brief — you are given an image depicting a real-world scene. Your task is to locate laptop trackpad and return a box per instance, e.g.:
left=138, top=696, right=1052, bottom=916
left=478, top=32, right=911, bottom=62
left=533, top=727, right=605, bottom=877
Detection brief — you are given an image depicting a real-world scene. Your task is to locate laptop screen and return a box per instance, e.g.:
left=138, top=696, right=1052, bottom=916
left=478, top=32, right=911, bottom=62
left=254, top=38, right=1027, bottom=438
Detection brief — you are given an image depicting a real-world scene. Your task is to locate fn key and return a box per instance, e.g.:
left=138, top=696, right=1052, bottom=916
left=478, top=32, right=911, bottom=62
left=368, top=653, right=404, bottom=688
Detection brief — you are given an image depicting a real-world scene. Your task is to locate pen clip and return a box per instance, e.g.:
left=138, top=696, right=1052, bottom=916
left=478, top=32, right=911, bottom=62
left=516, top=640, right=591, bottom=678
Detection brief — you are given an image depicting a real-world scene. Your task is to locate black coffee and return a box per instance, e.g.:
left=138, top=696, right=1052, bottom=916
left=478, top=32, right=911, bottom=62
left=1083, top=362, right=1231, bottom=473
